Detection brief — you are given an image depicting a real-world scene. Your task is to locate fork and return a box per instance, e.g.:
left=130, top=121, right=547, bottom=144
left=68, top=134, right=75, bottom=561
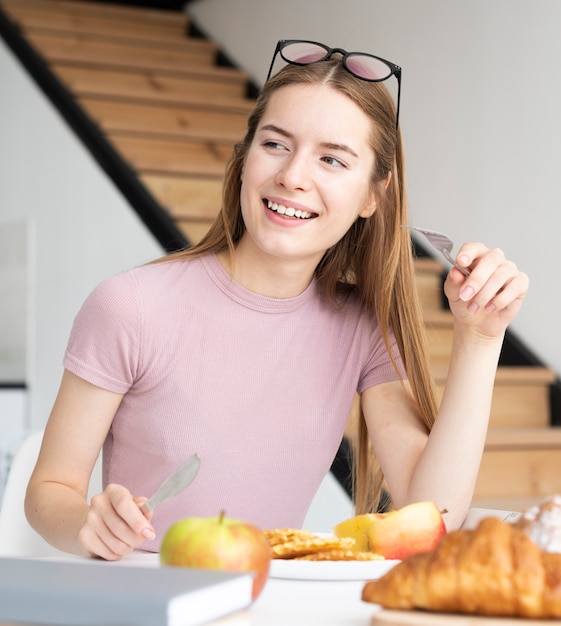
left=402, top=226, right=471, bottom=276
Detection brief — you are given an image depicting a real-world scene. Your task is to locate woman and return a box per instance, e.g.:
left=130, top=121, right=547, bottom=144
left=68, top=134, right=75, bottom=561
left=25, top=40, right=528, bottom=560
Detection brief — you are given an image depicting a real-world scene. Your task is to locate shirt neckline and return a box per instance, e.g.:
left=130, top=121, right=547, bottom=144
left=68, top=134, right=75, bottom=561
left=201, top=253, right=318, bottom=313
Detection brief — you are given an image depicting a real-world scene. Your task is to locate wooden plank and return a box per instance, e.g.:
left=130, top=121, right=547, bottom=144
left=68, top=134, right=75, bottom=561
left=1, top=0, right=188, bottom=26
left=79, top=97, right=248, bottom=142
left=3, top=5, right=196, bottom=46
left=52, top=65, right=253, bottom=105
left=432, top=363, right=557, bottom=385
left=470, top=496, right=548, bottom=511
left=414, top=258, right=445, bottom=273
left=111, top=135, right=233, bottom=177
left=476, top=444, right=561, bottom=501
left=415, top=276, right=444, bottom=312
left=434, top=366, right=555, bottom=428
left=425, top=324, right=454, bottom=364
left=413, top=257, right=445, bottom=312
left=434, top=380, right=550, bottom=428
left=177, top=220, right=215, bottom=246
left=24, top=32, right=237, bottom=78
left=372, top=609, right=559, bottom=626
left=485, top=426, right=561, bottom=450
left=140, top=175, right=222, bottom=221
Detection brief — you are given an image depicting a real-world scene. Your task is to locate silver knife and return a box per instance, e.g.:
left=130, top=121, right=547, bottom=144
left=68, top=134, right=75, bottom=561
left=139, top=453, right=201, bottom=515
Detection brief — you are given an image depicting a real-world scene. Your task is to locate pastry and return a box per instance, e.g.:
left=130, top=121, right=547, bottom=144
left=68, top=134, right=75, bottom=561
left=516, top=494, right=561, bottom=553
left=362, top=517, right=561, bottom=618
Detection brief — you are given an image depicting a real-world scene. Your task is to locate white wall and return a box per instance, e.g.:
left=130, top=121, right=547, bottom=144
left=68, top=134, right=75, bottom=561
left=189, top=0, right=561, bottom=376
left=0, top=38, right=163, bottom=431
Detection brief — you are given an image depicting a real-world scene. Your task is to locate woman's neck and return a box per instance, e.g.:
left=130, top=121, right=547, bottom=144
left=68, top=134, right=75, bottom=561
left=216, top=243, right=319, bottom=299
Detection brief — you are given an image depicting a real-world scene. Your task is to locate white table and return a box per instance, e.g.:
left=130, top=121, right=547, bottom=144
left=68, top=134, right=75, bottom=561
left=127, top=552, right=380, bottom=625
left=39, top=508, right=520, bottom=625
left=216, top=577, right=380, bottom=625
left=42, top=550, right=382, bottom=625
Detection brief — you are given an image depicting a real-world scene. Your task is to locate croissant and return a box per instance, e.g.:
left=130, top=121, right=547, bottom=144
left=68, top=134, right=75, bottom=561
left=362, top=517, right=561, bottom=618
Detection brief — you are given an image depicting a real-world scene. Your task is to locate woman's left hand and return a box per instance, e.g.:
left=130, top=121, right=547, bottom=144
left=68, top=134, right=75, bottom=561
left=444, top=243, right=529, bottom=340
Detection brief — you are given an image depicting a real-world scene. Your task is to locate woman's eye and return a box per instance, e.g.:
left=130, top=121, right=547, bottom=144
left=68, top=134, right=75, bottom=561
left=262, top=140, right=285, bottom=150
left=322, top=156, right=347, bottom=169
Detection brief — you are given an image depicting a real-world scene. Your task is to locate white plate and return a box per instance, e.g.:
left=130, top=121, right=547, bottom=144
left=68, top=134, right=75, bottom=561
left=270, top=558, right=399, bottom=581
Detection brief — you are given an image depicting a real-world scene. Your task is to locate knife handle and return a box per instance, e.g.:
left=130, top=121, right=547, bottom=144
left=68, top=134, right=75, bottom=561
left=138, top=501, right=153, bottom=517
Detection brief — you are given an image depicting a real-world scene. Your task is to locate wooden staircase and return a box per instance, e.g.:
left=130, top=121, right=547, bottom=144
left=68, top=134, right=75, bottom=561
left=2, top=0, right=561, bottom=512
left=416, top=258, right=561, bottom=510
left=0, top=0, right=253, bottom=244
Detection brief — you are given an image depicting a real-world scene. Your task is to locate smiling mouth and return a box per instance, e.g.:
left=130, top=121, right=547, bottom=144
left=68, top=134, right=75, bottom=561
left=266, top=200, right=316, bottom=220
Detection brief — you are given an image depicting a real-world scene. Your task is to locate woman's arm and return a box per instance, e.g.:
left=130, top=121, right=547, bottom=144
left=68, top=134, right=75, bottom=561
left=25, top=370, right=156, bottom=559
left=362, top=244, right=529, bottom=530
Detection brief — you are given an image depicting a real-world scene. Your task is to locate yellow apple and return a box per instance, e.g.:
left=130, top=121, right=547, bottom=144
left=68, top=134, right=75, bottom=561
left=160, top=512, right=272, bottom=600
left=332, top=513, right=379, bottom=552
left=366, top=501, right=446, bottom=559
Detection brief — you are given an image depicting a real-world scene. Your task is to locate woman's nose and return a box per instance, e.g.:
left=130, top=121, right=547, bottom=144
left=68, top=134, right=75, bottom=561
left=275, top=154, right=311, bottom=191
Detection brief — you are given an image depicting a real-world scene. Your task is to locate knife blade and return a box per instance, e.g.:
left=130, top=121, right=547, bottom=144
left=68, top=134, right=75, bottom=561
left=139, top=453, right=201, bottom=515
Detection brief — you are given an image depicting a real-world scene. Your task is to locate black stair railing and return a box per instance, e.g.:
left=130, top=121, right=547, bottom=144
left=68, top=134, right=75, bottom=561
left=0, top=5, right=188, bottom=254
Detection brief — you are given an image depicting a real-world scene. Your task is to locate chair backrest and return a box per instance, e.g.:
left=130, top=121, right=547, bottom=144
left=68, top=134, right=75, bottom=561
left=0, top=430, right=102, bottom=557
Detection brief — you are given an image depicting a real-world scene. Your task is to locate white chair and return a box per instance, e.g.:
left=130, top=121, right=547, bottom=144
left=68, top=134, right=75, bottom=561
left=0, top=430, right=102, bottom=557
left=303, top=471, right=354, bottom=533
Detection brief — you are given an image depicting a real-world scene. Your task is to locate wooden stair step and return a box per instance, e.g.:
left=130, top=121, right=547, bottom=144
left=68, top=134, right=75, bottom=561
left=474, top=427, right=561, bottom=506
left=53, top=64, right=253, bottom=106
left=79, top=97, right=248, bottom=143
left=2, top=5, right=196, bottom=46
left=485, top=427, right=561, bottom=449
left=112, top=135, right=233, bottom=177
left=433, top=364, right=556, bottom=429
left=413, top=257, right=446, bottom=312
left=423, top=309, right=456, bottom=364
left=1, top=0, right=188, bottom=27
left=177, top=221, right=216, bottom=246
left=470, top=497, right=551, bottom=512
left=24, top=31, right=235, bottom=78
left=140, top=174, right=222, bottom=222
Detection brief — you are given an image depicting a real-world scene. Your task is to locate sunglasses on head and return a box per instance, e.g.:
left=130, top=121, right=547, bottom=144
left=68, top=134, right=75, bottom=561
left=266, top=39, right=402, bottom=130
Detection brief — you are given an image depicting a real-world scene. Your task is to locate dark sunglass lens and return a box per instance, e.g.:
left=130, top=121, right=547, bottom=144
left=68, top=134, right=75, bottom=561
left=345, top=54, right=392, bottom=81
left=280, top=41, right=329, bottom=65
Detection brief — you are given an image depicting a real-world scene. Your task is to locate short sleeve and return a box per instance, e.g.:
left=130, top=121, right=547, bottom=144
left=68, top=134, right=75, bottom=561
left=357, top=324, right=406, bottom=394
left=63, top=270, right=142, bottom=394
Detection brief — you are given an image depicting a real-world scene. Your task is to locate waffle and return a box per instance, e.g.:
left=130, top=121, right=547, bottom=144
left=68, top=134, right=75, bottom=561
left=264, top=527, right=384, bottom=561
left=296, top=549, right=385, bottom=561
left=263, top=528, right=316, bottom=548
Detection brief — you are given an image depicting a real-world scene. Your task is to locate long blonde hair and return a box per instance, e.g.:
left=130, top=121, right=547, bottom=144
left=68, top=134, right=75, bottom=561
left=160, top=58, right=437, bottom=513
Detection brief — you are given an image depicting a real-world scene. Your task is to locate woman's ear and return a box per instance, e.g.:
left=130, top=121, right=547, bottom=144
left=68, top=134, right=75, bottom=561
left=359, top=187, right=379, bottom=219
left=384, top=171, right=392, bottom=190
left=359, top=200, right=377, bottom=219
left=359, top=172, right=391, bottom=218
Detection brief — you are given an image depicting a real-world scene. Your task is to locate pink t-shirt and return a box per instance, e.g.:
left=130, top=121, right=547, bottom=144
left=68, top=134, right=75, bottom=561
left=64, top=254, right=403, bottom=550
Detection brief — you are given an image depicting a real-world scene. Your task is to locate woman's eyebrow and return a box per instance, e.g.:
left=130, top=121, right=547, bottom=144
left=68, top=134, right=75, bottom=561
left=259, top=124, right=359, bottom=158
left=321, top=142, right=359, bottom=159
left=260, top=123, right=291, bottom=137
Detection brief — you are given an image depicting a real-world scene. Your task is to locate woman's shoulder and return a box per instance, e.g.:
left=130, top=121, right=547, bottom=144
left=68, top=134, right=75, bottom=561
left=103, top=255, right=204, bottom=289
left=81, top=256, right=205, bottom=314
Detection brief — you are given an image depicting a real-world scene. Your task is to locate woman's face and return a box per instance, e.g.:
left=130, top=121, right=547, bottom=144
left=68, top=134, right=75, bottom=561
left=238, top=83, right=377, bottom=269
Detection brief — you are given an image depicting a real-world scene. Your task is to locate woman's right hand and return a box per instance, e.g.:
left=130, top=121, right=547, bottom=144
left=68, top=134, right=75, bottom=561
left=77, top=484, right=156, bottom=560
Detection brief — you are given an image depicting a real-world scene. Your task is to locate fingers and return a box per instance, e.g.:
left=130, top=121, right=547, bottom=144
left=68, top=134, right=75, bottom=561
left=459, top=247, right=526, bottom=309
left=78, top=484, right=156, bottom=560
left=444, top=243, right=529, bottom=332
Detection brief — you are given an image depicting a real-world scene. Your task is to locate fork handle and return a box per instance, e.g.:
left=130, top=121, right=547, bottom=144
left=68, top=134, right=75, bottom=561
left=442, top=250, right=471, bottom=276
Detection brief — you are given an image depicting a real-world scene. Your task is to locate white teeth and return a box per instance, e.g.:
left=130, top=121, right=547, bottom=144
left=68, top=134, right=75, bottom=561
left=267, top=200, right=312, bottom=219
